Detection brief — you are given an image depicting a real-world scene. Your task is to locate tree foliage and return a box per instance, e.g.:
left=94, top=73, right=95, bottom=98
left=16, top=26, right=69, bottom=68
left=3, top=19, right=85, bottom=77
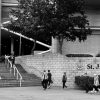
left=8, top=0, right=91, bottom=52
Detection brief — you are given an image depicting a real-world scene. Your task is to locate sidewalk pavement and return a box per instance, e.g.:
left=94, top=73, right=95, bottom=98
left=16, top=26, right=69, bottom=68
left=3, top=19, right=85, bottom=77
left=0, top=86, right=100, bottom=100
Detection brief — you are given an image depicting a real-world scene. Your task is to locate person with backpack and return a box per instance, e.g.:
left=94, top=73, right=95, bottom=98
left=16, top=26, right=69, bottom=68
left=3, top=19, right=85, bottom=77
left=62, top=72, right=67, bottom=89
left=42, top=70, right=48, bottom=90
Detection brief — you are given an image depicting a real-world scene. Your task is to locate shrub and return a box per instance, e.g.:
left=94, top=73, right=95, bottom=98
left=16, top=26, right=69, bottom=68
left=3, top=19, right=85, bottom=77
left=75, top=76, right=94, bottom=90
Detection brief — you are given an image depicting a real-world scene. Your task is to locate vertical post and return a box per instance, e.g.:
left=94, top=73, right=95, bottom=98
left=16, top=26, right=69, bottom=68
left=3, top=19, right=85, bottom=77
left=14, top=67, right=15, bottom=76
left=7, top=60, right=9, bottom=68
left=0, top=0, right=1, bottom=56
left=10, top=67, right=12, bottom=73
left=17, top=70, right=18, bottom=79
left=9, top=62, right=12, bottom=73
left=19, top=36, right=21, bottom=55
left=20, top=78, right=22, bottom=87
left=7, top=59, right=9, bottom=68
left=11, top=38, right=14, bottom=54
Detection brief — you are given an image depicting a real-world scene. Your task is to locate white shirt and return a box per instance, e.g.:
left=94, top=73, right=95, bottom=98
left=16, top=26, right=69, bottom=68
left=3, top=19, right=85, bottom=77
left=42, top=72, right=48, bottom=80
left=94, top=75, right=99, bottom=86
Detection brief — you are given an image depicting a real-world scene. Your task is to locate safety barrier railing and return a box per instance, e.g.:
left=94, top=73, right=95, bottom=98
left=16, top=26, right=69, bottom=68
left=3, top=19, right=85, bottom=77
left=5, top=56, right=22, bottom=87
left=37, top=49, right=51, bottom=55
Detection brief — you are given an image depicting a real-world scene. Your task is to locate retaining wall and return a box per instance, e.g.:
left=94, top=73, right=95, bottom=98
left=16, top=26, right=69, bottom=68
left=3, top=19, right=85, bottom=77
left=16, top=54, right=100, bottom=88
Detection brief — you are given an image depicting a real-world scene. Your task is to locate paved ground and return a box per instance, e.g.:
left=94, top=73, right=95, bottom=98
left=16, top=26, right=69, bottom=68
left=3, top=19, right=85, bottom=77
left=0, top=86, right=100, bottom=100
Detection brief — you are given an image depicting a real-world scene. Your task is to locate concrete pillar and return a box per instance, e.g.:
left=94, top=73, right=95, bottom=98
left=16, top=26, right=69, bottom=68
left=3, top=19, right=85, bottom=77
left=11, top=38, right=14, bottom=54
left=19, top=36, right=21, bottom=55
left=51, top=37, right=60, bottom=53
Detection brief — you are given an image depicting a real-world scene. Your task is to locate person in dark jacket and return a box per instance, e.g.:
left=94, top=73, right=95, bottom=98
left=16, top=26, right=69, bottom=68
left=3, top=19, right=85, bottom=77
left=47, top=70, right=52, bottom=88
left=62, top=72, right=67, bottom=89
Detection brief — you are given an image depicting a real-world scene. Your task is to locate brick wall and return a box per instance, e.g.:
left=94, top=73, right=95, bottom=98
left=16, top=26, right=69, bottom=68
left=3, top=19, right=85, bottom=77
left=16, top=54, right=100, bottom=88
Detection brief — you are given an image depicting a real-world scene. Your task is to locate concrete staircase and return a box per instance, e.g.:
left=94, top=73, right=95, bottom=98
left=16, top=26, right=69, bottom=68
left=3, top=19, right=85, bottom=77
left=0, top=63, right=41, bottom=87
left=0, top=63, right=19, bottom=87
left=15, top=64, right=42, bottom=86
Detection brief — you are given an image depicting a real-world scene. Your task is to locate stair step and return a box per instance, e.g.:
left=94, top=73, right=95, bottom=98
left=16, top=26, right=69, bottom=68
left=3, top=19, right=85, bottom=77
left=1, top=75, right=15, bottom=79
left=0, top=79, right=41, bottom=87
left=15, top=64, right=41, bottom=80
left=0, top=63, right=42, bottom=87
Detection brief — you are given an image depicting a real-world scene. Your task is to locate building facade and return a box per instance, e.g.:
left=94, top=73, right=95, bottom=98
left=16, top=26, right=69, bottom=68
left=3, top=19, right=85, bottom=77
left=2, top=0, right=100, bottom=88
left=52, top=10, right=100, bottom=57
left=2, top=0, right=100, bottom=56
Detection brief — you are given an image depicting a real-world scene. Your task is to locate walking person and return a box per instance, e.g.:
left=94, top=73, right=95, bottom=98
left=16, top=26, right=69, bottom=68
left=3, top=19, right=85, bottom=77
left=42, top=70, right=48, bottom=90
left=87, top=74, right=100, bottom=93
left=92, top=74, right=99, bottom=93
left=62, top=72, right=67, bottom=89
left=9, top=53, right=15, bottom=67
left=47, top=70, right=52, bottom=89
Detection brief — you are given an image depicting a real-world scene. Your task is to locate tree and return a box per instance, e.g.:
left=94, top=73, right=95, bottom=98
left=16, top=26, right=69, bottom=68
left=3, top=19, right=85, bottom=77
left=8, top=0, right=91, bottom=54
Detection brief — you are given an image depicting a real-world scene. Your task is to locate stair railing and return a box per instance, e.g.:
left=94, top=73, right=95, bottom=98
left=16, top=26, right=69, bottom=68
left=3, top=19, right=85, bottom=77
left=13, top=64, right=22, bottom=87
left=37, top=49, right=51, bottom=55
left=5, top=57, right=23, bottom=87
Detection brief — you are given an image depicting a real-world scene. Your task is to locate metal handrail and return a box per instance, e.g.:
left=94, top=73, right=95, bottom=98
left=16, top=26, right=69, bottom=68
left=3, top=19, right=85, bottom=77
left=37, top=49, right=51, bottom=55
left=13, top=65, right=22, bottom=87
left=5, top=57, right=23, bottom=87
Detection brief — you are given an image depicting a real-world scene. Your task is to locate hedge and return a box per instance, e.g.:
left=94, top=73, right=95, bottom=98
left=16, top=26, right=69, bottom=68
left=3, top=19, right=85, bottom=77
left=75, top=76, right=99, bottom=90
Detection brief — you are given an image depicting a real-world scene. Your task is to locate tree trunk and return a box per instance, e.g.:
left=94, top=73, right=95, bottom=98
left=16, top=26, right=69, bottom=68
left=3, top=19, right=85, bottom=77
left=58, top=37, right=63, bottom=54
left=51, top=37, right=59, bottom=53
left=51, top=37, right=63, bottom=54
left=31, top=39, right=36, bottom=55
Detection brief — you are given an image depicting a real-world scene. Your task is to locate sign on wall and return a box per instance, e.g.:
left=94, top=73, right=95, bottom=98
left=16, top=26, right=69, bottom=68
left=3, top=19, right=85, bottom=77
left=76, top=58, right=100, bottom=71
left=87, top=64, right=100, bottom=69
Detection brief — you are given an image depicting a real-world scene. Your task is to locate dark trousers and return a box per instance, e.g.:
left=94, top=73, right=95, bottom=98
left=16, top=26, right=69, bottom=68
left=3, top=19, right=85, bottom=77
left=93, top=85, right=100, bottom=92
left=85, top=84, right=93, bottom=93
left=62, top=81, right=67, bottom=88
left=42, top=79, right=48, bottom=89
left=48, top=79, right=51, bottom=86
left=85, top=84, right=100, bottom=93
